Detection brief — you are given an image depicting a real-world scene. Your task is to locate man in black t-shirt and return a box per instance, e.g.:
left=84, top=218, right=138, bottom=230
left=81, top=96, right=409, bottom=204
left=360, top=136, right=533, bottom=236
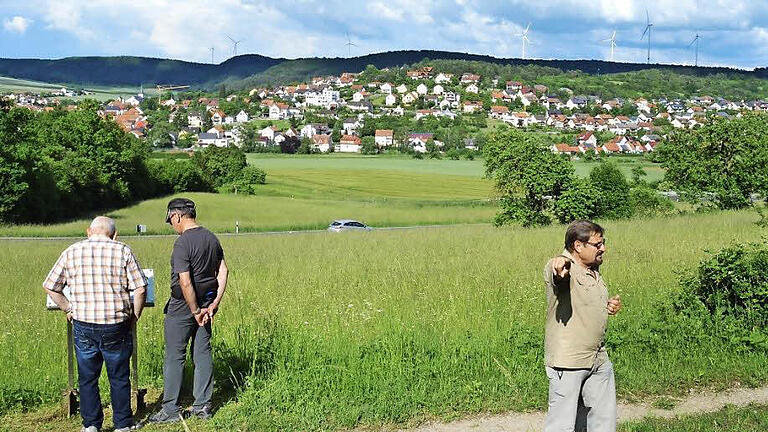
left=149, top=198, right=228, bottom=423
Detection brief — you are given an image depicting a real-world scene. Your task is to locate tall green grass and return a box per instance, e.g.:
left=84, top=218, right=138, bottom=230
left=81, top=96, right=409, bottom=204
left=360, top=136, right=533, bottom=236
left=1, top=211, right=766, bottom=430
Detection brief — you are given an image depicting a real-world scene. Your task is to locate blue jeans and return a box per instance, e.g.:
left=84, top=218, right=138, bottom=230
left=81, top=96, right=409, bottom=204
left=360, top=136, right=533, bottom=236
left=73, top=320, right=134, bottom=430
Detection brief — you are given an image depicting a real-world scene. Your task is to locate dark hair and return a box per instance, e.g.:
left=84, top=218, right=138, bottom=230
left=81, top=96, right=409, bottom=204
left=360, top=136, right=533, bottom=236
left=170, top=206, right=196, bottom=220
left=565, top=220, right=604, bottom=252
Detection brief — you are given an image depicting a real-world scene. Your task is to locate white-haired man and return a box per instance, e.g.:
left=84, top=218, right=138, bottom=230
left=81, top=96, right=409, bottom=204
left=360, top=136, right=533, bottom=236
left=44, top=216, right=147, bottom=432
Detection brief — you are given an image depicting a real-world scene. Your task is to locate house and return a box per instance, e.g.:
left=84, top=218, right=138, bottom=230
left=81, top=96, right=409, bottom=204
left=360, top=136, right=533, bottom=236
left=406, top=67, right=433, bottom=80
left=342, top=118, right=362, bottom=135
left=552, top=143, right=581, bottom=155
left=161, top=98, right=176, bottom=107
left=396, top=84, right=409, bottom=94
left=461, top=73, right=481, bottom=84
left=415, top=109, right=437, bottom=120
left=210, top=110, right=225, bottom=125
left=408, top=133, right=434, bottom=153
left=385, top=94, right=397, bottom=106
left=576, top=131, right=597, bottom=148
left=380, top=83, right=393, bottom=94
left=352, top=91, right=366, bottom=102
left=187, top=112, right=203, bottom=129
left=347, top=101, right=373, bottom=112
left=566, top=97, right=588, bottom=110
left=534, top=84, right=548, bottom=94
left=375, top=129, right=394, bottom=147
left=489, top=105, right=510, bottom=119
left=416, top=83, right=428, bottom=95
left=506, top=81, right=523, bottom=93
left=235, top=110, right=249, bottom=123
left=300, top=123, right=329, bottom=138
left=312, top=134, right=332, bottom=152
left=402, top=91, right=418, bottom=104
left=259, top=126, right=279, bottom=141
left=434, top=73, right=453, bottom=84
left=337, top=135, right=362, bottom=153
left=465, top=84, right=479, bottom=94
left=432, top=85, right=444, bottom=95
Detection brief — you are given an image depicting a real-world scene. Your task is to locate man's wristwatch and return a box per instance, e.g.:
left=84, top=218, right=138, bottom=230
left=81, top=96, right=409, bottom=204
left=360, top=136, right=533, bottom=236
left=192, top=307, right=202, bottom=316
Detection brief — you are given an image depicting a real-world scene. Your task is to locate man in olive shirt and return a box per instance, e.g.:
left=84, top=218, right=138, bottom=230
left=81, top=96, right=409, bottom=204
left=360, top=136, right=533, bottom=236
left=543, top=220, right=622, bottom=432
left=149, top=198, right=228, bottom=424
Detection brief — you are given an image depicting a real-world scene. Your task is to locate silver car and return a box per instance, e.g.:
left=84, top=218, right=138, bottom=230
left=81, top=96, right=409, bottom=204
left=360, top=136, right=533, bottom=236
left=327, top=219, right=372, bottom=232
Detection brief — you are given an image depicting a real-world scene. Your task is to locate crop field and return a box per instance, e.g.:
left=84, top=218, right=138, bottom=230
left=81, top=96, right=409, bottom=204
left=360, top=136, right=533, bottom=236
left=1, top=210, right=766, bottom=431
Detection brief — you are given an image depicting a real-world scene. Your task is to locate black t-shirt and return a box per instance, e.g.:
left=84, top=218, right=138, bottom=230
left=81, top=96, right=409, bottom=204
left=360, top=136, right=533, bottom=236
left=169, top=226, right=224, bottom=311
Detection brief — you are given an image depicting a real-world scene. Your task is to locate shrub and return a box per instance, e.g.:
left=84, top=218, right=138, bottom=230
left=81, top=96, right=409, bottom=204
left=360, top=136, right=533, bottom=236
left=192, top=145, right=247, bottom=188
left=221, top=166, right=267, bottom=195
left=147, top=159, right=212, bottom=193
left=589, top=161, right=633, bottom=219
left=681, top=242, right=768, bottom=330
left=629, top=186, right=675, bottom=217
left=552, top=178, right=600, bottom=224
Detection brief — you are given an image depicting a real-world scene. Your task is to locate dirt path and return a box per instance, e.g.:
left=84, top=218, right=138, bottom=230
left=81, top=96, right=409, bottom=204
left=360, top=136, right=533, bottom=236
left=397, top=385, right=768, bottom=432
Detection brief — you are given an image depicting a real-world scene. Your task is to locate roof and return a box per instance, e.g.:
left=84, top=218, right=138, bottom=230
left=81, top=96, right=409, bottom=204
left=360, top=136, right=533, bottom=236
left=340, top=135, right=361, bottom=144
left=375, top=129, right=394, bottom=136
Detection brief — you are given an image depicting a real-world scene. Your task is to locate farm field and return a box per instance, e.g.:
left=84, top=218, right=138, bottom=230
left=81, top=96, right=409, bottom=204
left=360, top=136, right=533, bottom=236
left=0, top=75, right=156, bottom=101
left=1, top=210, right=766, bottom=431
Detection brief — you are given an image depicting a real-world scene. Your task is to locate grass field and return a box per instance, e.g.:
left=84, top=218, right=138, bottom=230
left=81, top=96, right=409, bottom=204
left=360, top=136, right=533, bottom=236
left=1, top=210, right=766, bottom=431
left=620, top=404, right=768, bottom=431
left=0, top=75, right=156, bottom=102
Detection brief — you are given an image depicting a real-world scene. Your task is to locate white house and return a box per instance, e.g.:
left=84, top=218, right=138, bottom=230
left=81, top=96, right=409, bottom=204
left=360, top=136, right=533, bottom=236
left=235, top=110, right=249, bottom=123
left=375, top=129, right=394, bottom=147
left=385, top=94, right=397, bottom=106
left=352, top=91, right=365, bottom=102
left=396, top=84, right=408, bottom=94
left=402, top=92, right=418, bottom=104
left=161, top=98, right=176, bottom=107
left=465, top=84, right=479, bottom=94
left=408, top=133, right=434, bottom=153
left=312, top=134, right=332, bottom=152
left=434, top=73, right=453, bottom=84
left=342, top=118, right=362, bottom=135
left=416, top=83, right=428, bottom=95
left=380, top=83, right=393, bottom=94
left=337, top=135, right=362, bottom=153
left=259, top=126, right=278, bottom=141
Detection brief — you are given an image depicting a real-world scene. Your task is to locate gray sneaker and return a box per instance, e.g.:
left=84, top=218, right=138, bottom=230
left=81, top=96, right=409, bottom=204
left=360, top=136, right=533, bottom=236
left=188, top=405, right=213, bottom=420
left=147, top=409, right=181, bottom=424
left=81, top=427, right=99, bottom=432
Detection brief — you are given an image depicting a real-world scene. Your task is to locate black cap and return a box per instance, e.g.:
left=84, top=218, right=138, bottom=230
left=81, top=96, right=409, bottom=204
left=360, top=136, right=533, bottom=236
left=166, top=198, right=195, bottom=223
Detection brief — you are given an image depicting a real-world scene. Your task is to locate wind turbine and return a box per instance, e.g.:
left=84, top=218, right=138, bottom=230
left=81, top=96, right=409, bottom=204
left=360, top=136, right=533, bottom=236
left=518, top=23, right=531, bottom=59
left=602, top=30, right=617, bottom=62
left=345, top=32, right=357, bottom=58
left=688, top=32, right=702, bottom=67
left=209, top=46, right=215, bottom=64
left=641, top=9, right=653, bottom=64
left=225, top=34, right=243, bottom=57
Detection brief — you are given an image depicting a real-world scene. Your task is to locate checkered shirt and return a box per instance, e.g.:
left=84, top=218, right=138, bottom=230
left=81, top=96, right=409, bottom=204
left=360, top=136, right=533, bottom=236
left=43, top=235, right=147, bottom=324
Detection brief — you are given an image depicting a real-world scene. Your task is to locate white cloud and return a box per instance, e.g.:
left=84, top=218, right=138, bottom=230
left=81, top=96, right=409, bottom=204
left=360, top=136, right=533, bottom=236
left=368, top=2, right=404, bottom=21
left=3, top=16, right=31, bottom=34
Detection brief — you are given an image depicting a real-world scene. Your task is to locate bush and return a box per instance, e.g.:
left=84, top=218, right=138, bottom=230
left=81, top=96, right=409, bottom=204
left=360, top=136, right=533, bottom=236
left=681, top=242, right=768, bottom=330
left=147, top=159, right=212, bottom=193
left=629, top=186, right=675, bottom=217
left=446, top=148, right=461, bottom=160
left=552, top=178, right=600, bottom=224
left=221, top=166, right=267, bottom=195
left=192, top=145, right=247, bottom=188
left=589, top=161, right=633, bottom=219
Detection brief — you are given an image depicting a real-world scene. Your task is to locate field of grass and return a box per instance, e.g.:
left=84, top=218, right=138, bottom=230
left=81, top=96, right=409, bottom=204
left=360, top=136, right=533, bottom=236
left=1, top=210, right=766, bottom=431
left=0, top=75, right=156, bottom=101
left=620, top=404, right=768, bottom=431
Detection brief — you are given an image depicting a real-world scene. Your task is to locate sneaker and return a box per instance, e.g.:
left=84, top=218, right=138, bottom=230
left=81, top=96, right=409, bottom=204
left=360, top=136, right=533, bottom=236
left=81, top=427, right=99, bottom=432
left=114, top=424, right=143, bottom=432
left=188, top=405, right=213, bottom=420
left=147, top=409, right=181, bottom=424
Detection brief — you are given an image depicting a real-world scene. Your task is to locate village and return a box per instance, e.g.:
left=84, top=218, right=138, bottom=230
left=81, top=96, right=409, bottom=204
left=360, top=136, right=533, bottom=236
left=5, top=65, right=764, bottom=156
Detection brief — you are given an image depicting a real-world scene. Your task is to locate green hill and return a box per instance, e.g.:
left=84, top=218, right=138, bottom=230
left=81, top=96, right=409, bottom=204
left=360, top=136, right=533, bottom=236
left=1, top=50, right=767, bottom=90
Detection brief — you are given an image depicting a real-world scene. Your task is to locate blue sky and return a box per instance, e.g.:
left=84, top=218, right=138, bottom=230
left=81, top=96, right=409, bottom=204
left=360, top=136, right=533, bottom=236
left=1, top=0, right=766, bottom=69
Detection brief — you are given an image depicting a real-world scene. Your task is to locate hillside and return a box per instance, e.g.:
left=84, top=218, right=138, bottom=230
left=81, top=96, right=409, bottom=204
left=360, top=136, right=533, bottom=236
left=1, top=50, right=767, bottom=90
left=0, top=54, right=282, bottom=87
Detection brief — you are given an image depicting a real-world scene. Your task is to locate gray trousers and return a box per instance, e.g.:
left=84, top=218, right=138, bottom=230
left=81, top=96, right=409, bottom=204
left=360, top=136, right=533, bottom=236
left=544, top=360, right=616, bottom=432
left=162, top=312, right=213, bottom=414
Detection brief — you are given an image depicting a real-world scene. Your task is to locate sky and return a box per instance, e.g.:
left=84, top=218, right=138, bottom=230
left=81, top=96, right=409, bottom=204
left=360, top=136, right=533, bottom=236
left=0, top=0, right=766, bottom=70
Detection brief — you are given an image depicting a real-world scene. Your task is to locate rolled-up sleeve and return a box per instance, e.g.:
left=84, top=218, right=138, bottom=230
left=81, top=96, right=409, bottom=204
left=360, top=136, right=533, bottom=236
left=43, top=251, right=68, bottom=293
left=124, top=248, right=148, bottom=292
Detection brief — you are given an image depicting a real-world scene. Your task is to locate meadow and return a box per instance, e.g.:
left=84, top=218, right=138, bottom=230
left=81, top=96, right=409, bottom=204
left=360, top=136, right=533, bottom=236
left=1, top=210, right=766, bottom=431
left=0, top=154, right=662, bottom=237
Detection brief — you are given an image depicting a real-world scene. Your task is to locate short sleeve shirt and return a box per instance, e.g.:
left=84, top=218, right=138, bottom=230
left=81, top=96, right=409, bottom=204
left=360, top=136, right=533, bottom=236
left=169, top=226, right=224, bottom=312
left=543, top=250, right=609, bottom=369
left=42, top=236, right=147, bottom=324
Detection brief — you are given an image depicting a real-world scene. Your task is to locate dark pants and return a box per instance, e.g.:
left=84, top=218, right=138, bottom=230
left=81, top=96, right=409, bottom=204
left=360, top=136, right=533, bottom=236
left=73, top=319, right=134, bottom=430
left=162, top=308, right=213, bottom=415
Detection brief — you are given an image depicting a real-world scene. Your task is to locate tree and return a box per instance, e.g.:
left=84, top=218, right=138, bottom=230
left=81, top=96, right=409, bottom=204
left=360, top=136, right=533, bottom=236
left=483, top=128, right=574, bottom=226
left=589, top=161, right=633, bottom=219
left=192, top=145, right=247, bottom=188
left=658, top=113, right=768, bottom=209
left=552, top=178, right=600, bottom=224
left=147, top=121, right=175, bottom=148
left=361, top=136, right=378, bottom=154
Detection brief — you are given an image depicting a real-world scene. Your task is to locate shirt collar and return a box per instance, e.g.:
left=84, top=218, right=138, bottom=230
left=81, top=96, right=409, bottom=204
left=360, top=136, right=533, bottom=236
left=88, top=234, right=113, bottom=241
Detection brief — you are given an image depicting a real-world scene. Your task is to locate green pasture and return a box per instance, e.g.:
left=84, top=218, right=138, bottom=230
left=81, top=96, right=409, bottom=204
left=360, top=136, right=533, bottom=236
left=1, top=210, right=766, bottom=431
left=620, top=404, right=768, bottom=432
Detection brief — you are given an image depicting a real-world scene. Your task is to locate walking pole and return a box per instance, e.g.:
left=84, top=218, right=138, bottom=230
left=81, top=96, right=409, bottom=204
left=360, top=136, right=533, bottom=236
left=66, top=319, right=78, bottom=417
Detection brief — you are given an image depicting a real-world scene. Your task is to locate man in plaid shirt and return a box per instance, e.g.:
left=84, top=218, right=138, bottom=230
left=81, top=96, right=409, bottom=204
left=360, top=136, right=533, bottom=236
left=43, top=216, right=147, bottom=432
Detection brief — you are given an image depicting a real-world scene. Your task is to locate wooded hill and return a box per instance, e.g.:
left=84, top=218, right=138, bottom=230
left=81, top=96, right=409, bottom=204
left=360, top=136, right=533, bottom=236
left=2, top=50, right=767, bottom=90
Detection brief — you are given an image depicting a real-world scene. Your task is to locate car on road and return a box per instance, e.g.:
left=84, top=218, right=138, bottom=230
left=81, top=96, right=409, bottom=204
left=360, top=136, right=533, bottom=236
left=327, top=219, right=372, bottom=232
